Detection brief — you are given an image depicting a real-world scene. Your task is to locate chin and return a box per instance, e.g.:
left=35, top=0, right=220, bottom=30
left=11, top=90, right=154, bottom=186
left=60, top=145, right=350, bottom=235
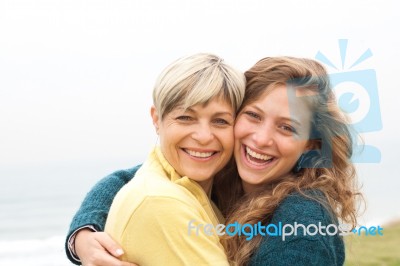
left=186, top=171, right=212, bottom=181
left=243, top=176, right=264, bottom=186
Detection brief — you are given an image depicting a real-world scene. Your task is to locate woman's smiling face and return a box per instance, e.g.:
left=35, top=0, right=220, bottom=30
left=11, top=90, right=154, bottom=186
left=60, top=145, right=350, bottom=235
left=152, top=96, right=235, bottom=193
left=234, top=85, right=313, bottom=193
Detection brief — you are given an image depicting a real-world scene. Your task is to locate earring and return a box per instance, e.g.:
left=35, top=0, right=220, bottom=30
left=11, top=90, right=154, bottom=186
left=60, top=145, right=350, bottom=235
left=294, top=153, right=306, bottom=173
left=293, top=150, right=320, bottom=173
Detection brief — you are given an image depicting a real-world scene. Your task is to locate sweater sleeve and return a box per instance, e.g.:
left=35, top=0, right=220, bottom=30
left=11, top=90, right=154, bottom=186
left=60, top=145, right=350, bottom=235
left=65, top=164, right=141, bottom=264
left=250, top=192, right=345, bottom=266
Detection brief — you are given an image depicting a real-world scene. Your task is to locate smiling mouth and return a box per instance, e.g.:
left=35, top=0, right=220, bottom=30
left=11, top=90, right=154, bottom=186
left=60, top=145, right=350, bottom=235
left=245, top=145, right=275, bottom=166
left=183, top=148, right=217, bottom=159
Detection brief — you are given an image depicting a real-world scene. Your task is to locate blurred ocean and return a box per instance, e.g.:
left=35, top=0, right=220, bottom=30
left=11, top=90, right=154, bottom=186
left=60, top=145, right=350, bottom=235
left=0, top=236, right=69, bottom=266
left=0, top=159, right=141, bottom=266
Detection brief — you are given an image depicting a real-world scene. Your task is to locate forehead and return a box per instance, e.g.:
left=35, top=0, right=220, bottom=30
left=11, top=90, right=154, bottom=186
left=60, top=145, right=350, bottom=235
left=251, top=85, right=313, bottom=121
left=172, top=95, right=234, bottom=113
left=170, top=97, right=235, bottom=116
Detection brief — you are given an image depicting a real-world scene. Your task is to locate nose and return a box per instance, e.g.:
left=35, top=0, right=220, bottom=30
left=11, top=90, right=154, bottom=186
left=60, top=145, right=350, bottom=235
left=252, top=122, right=274, bottom=147
left=192, top=122, right=214, bottom=144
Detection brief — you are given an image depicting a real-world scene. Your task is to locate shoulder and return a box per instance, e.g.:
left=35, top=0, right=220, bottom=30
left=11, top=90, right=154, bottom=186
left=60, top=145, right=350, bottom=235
left=106, top=186, right=205, bottom=242
left=272, top=190, right=334, bottom=225
left=95, top=164, right=142, bottom=186
left=118, top=164, right=142, bottom=176
left=109, top=164, right=142, bottom=181
left=249, top=190, right=345, bottom=266
left=110, top=168, right=202, bottom=220
left=113, top=177, right=197, bottom=213
left=131, top=159, right=199, bottom=202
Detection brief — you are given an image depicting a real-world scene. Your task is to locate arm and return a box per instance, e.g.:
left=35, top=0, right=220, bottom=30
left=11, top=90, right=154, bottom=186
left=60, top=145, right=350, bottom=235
left=65, top=165, right=141, bottom=265
left=73, top=228, right=135, bottom=266
left=250, top=193, right=345, bottom=266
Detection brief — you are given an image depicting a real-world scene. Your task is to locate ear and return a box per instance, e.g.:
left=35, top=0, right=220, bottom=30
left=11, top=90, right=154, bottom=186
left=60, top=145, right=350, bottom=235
left=150, top=106, right=160, bottom=134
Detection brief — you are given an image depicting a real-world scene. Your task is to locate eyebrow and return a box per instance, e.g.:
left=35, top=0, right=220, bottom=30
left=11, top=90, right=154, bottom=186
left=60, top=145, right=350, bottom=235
left=281, top=117, right=302, bottom=127
left=185, top=107, right=234, bottom=117
left=214, top=112, right=234, bottom=118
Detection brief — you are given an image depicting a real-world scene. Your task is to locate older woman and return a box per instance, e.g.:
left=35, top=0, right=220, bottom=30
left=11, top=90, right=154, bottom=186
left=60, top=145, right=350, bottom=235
left=66, top=53, right=245, bottom=265
left=66, top=56, right=360, bottom=266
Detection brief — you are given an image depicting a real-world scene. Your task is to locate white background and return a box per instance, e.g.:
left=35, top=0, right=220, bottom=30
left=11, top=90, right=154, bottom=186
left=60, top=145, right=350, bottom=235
left=1, top=0, right=399, bottom=235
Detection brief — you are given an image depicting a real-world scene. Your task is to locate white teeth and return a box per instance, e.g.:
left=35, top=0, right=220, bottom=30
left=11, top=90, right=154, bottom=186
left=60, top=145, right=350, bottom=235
left=245, top=146, right=272, bottom=161
left=185, top=149, right=214, bottom=158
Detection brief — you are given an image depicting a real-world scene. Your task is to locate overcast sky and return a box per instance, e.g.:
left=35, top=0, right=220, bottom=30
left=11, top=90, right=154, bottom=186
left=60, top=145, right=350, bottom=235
left=1, top=0, right=399, bottom=224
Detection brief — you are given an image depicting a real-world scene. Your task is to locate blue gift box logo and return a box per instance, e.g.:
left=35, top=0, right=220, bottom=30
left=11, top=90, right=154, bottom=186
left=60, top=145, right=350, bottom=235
left=316, top=39, right=382, bottom=163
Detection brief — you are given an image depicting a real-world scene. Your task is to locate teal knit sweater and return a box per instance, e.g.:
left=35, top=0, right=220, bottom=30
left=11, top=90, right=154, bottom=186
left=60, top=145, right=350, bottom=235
left=249, top=192, right=344, bottom=265
left=65, top=165, right=141, bottom=264
left=66, top=166, right=344, bottom=265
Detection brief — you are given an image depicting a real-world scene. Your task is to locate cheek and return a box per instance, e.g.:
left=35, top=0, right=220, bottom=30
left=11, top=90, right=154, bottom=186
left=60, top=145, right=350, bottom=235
left=161, top=130, right=179, bottom=151
left=233, top=127, right=241, bottom=140
left=234, top=119, right=249, bottom=139
left=221, top=130, right=235, bottom=151
left=279, top=140, right=307, bottom=159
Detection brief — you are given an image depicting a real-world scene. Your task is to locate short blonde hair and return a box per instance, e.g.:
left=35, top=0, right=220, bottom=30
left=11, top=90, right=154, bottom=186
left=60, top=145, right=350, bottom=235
left=153, top=53, right=246, bottom=119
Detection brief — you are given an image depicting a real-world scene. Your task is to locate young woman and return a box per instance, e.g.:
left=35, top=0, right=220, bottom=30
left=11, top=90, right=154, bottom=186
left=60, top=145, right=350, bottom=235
left=66, top=56, right=360, bottom=266
left=215, top=57, right=360, bottom=265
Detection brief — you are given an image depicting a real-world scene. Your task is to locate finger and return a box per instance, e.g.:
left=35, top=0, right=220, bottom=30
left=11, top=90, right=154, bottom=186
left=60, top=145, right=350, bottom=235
left=95, top=232, right=125, bottom=257
left=86, top=250, right=127, bottom=266
left=121, top=262, right=139, bottom=266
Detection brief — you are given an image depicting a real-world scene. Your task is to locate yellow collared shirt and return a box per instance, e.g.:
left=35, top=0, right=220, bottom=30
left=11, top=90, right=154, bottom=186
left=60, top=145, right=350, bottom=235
left=105, top=147, right=229, bottom=266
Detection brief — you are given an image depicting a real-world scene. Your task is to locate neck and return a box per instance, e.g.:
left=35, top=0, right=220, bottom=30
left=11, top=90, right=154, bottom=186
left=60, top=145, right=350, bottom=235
left=242, top=181, right=256, bottom=194
left=197, top=179, right=213, bottom=196
left=241, top=180, right=273, bottom=195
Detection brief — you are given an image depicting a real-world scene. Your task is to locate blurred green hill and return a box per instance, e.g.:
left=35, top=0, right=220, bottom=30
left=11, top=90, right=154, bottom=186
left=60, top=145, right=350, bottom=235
left=345, top=221, right=400, bottom=265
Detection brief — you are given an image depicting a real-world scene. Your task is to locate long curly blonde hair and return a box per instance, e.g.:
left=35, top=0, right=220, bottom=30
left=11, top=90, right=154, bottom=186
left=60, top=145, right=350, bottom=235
left=212, top=57, right=363, bottom=265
